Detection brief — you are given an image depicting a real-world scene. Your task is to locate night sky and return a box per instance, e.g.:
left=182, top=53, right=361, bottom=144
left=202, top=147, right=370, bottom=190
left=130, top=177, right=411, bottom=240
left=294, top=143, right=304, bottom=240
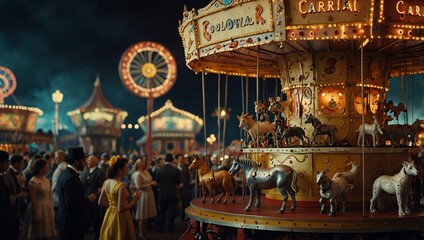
left=1, top=0, right=423, bottom=149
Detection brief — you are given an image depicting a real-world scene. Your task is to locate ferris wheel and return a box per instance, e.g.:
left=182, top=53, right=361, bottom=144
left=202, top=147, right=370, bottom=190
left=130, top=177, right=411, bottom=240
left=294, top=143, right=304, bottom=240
left=118, top=41, right=177, bottom=160
left=0, top=66, right=17, bottom=103
left=119, top=41, right=177, bottom=98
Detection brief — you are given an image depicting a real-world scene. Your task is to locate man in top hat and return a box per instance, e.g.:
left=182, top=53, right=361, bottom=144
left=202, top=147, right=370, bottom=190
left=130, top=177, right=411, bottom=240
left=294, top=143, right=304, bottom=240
left=0, top=150, right=13, bottom=240
left=56, top=147, right=97, bottom=240
left=156, top=153, right=183, bottom=233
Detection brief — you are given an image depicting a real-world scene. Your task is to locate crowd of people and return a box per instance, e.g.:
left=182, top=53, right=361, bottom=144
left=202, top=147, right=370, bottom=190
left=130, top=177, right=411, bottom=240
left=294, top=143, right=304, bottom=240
left=0, top=147, right=199, bottom=240
left=3, top=145, right=422, bottom=240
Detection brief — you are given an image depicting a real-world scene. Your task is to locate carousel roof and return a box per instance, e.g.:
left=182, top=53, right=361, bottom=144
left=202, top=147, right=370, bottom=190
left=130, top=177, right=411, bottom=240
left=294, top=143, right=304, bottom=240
left=80, top=76, right=122, bottom=112
left=179, top=0, right=424, bottom=78
left=67, top=75, right=127, bottom=115
left=138, top=99, right=203, bottom=135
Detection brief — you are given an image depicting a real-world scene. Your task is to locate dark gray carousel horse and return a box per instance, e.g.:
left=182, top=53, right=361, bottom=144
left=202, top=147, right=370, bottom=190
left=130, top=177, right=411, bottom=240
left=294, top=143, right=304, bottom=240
left=280, top=122, right=310, bottom=146
left=304, top=114, right=338, bottom=146
left=228, top=158, right=298, bottom=213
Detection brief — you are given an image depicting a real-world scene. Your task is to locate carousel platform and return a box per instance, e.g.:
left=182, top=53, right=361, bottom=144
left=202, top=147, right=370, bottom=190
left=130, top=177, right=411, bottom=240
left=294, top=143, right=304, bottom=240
left=182, top=197, right=424, bottom=239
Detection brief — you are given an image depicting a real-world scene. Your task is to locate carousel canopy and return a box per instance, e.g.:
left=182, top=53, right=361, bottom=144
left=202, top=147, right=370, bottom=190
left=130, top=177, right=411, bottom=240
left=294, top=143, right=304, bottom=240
left=67, top=75, right=127, bottom=137
left=138, top=99, right=203, bottom=138
left=179, top=0, right=424, bottom=78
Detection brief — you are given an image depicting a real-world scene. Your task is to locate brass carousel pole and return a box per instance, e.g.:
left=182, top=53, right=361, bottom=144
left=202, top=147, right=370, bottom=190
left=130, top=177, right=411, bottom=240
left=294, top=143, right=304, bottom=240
left=147, top=89, right=153, bottom=165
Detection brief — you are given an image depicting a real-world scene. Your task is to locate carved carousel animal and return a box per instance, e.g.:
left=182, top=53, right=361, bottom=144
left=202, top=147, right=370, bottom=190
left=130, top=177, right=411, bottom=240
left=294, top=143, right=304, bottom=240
left=280, top=122, right=310, bottom=147
left=384, top=100, right=407, bottom=121
left=370, top=160, right=418, bottom=216
left=304, top=114, right=338, bottom=146
left=228, top=158, right=298, bottom=213
left=268, top=96, right=286, bottom=147
left=401, top=119, right=424, bottom=147
left=316, top=161, right=359, bottom=217
left=382, top=120, right=424, bottom=147
left=254, top=100, right=269, bottom=122
left=356, top=115, right=383, bottom=147
left=188, top=155, right=236, bottom=204
left=237, top=112, right=275, bottom=147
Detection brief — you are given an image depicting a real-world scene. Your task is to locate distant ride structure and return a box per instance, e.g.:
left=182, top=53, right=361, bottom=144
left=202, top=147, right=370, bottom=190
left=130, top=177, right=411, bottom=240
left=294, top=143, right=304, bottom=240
left=119, top=41, right=177, bottom=162
left=178, top=0, right=424, bottom=239
left=67, top=76, right=128, bottom=154
left=136, top=99, right=203, bottom=156
left=0, top=66, right=46, bottom=153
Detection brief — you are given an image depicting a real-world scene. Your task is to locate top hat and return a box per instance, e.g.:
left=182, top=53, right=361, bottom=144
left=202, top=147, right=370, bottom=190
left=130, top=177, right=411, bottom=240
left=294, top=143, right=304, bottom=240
left=165, top=153, right=174, bottom=162
left=67, top=147, right=88, bottom=161
left=0, top=150, right=9, bottom=162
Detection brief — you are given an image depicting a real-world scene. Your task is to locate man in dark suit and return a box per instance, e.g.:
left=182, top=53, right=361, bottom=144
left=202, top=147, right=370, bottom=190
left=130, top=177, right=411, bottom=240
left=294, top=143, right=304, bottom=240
left=156, top=153, right=182, bottom=233
left=79, top=155, right=106, bottom=240
left=0, top=150, right=13, bottom=240
left=176, top=153, right=192, bottom=221
left=56, top=147, right=97, bottom=240
left=2, top=154, right=27, bottom=240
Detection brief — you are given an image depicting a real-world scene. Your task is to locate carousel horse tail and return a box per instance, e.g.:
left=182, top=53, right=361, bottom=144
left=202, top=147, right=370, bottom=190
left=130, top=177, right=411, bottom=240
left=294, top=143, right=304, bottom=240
left=291, top=169, right=299, bottom=193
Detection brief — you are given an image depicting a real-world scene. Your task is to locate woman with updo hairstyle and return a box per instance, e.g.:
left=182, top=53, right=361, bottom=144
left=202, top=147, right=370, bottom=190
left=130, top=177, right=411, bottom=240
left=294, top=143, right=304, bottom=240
left=24, top=159, right=56, bottom=239
left=98, top=155, right=141, bottom=240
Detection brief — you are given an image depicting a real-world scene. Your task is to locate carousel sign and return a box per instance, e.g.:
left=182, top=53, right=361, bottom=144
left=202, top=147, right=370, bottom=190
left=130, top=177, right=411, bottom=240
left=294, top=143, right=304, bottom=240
left=289, top=0, right=369, bottom=25
left=197, top=0, right=273, bottom=47
left=395, top=1, right=424, bottom=19
left=298, top=0, right=360, bottom=15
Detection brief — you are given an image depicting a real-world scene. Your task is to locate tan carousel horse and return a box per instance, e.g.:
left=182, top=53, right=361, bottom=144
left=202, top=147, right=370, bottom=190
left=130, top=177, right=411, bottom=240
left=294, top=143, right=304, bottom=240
left=188, top=155, right=236, bottom=204
left=237, top=112, right=276, bottom=147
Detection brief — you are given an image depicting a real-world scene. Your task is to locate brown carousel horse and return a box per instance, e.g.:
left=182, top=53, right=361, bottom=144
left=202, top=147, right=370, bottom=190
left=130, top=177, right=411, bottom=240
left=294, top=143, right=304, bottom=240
left=304, top=114, right=338, bottom=146
left=188, top=155, right=236, bottom=204
left=384, top=100, right=407, bottom=121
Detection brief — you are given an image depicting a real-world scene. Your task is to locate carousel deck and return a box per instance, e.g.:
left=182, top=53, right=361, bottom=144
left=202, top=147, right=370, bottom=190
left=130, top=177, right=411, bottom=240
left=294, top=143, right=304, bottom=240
left=185, top=197, right=424, bottom=234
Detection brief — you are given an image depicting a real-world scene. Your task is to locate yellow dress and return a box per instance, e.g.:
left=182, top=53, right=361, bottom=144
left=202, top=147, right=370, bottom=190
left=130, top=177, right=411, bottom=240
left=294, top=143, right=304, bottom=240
left=99, top=181, right=136, bottom=240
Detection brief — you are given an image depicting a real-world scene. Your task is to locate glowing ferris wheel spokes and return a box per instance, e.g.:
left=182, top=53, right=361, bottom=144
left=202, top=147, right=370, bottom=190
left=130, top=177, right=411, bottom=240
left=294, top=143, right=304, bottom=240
left=119, top=41, right=176, bottom=98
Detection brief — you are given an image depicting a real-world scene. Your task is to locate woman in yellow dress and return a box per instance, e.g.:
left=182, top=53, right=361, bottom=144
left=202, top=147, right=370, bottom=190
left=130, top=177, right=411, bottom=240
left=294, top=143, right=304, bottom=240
left=99, top=155, right=141, bottom=240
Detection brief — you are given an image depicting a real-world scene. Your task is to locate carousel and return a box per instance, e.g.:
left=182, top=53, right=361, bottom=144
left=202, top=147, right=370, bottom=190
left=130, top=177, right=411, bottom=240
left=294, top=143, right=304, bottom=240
left=136, top=99, right=203, bottom=156
left=67, top=76, right=128, bottom=154
left=178, top=0, right=424, bottom=239
left=0, top=66, right=46, bottom=153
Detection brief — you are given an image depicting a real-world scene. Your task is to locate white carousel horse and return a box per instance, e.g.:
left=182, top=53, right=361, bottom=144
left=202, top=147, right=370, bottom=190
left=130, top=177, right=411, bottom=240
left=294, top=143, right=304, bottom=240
left=316, top=161, right=359, bottom=216
left=356, top=115, right=383, bottom=147
left=228, top=158, right=298, bottom=213
left=370, top=160, right=418, bottom=216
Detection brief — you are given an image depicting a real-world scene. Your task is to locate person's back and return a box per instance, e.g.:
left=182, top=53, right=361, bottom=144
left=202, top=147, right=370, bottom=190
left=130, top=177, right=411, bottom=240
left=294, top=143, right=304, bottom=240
left=156, top=154, right=182, bottom=232
left=98, top=156, right=140, bottom=240
left=56, top=147, right=96, bottom=240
